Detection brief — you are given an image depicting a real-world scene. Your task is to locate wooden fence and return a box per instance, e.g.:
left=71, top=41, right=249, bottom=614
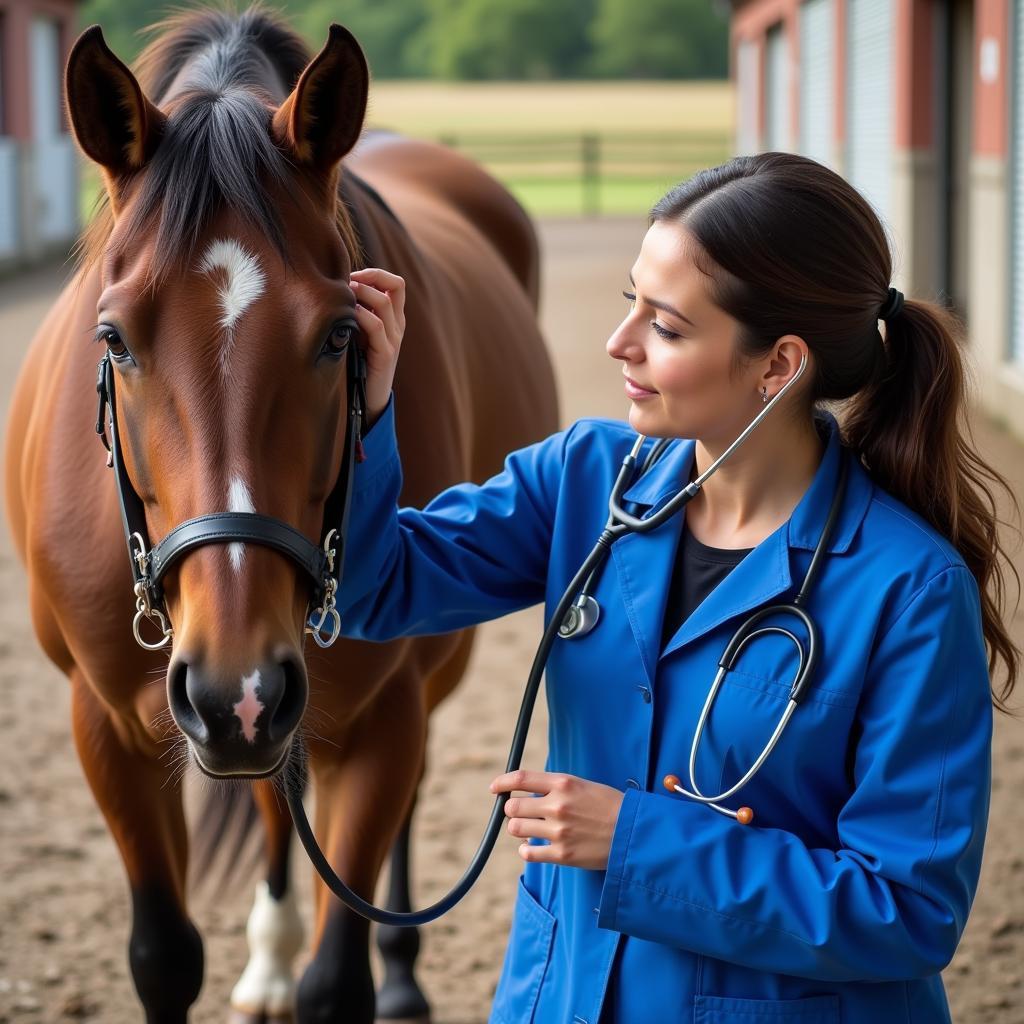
left=436, top=131, right=732, bottom=215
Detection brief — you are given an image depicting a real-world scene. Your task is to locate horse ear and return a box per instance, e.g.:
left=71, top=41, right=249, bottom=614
left=64, top=26, right=166, bottom=182
left=272, top=24, right=368, bottom=171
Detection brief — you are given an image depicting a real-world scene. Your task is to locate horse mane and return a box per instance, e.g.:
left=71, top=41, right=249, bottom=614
left=73, top=1, right=361, bottom=288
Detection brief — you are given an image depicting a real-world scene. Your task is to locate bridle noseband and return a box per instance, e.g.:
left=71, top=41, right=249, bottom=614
left=95, top=342, right=368, bottom=651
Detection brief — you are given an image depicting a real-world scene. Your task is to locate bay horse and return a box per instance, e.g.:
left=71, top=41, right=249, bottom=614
left=3, top=5, right=557, bottom=1021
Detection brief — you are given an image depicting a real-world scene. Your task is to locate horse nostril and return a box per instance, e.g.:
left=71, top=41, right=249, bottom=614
left=167, top=656, right=209, bottom=746
left=267, top=653, right=307, bottom=743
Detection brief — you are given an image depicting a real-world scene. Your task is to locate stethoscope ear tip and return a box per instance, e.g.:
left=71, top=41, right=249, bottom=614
left=663, top=774, right=755, bottom=825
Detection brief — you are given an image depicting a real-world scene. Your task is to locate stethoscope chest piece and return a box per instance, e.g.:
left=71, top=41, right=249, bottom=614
left=558, top=595, right=600, bottom=639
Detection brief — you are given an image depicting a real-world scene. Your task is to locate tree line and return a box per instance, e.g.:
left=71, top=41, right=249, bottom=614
left=80, top=0, right=730, bottom=80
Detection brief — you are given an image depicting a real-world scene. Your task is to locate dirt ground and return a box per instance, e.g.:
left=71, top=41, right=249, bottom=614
left=1, top=218, right=1022, bottom=1023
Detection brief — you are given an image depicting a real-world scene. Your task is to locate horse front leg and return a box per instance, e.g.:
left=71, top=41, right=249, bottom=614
left=69, top=671, right=203, bottom=1024
left=296, top=677, right=426, bottom=1024
left=377, top=628, right=475, bottom=1023
left=230, top=779, right=304, bottom=1024
left=374, top=805, right=429, bottom=1022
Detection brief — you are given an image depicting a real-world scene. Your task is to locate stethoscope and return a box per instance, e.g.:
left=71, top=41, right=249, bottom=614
left=557, top=352, right=848, bottom=825
left=283, top=352, right=848, bottom=925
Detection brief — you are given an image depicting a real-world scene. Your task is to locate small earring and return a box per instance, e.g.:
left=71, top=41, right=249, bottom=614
left=761, top=386, right=768, bottom=405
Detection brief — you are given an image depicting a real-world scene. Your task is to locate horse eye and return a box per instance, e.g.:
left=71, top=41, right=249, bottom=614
left=99, top=327, right=129, bottom=360
left=323, top=320, right=357, bottom=358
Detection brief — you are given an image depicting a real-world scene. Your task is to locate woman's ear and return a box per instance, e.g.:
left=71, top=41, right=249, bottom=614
left=763, top=336, right=812, bottom=396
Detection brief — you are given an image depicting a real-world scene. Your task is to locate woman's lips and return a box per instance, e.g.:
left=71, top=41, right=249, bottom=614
left=624, top=375, right=658, bottom=400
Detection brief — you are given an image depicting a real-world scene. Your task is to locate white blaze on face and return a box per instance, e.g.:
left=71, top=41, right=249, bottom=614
left=198, top=237, right=266, bottom=378
left=227, top=476, right=256, bottom=573
left=234, top=670, right=263, bottom=744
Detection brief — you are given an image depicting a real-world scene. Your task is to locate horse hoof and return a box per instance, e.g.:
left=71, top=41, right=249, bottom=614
left=228, top=1010, right=295, bottom=1024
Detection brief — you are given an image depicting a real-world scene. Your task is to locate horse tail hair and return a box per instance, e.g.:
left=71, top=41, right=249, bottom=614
left=186, top=779, right=264, bottom=901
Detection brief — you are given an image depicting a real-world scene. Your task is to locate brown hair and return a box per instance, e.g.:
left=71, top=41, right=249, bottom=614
left=652, top=151, right=1020, bottom=713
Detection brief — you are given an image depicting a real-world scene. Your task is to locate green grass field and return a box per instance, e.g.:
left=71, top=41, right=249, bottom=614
left=80, top=80, right=735, bottom=220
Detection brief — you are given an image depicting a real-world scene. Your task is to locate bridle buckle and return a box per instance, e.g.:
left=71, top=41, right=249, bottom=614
left=132, top=580, right=174, bottom=650
left=306, top=575, right=340, bottom=649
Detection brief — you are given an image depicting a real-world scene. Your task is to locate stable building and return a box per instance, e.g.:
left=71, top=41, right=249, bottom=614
left=729, top=0, right=1024, bottom=441
left=0, top=0, right=80, bottom=274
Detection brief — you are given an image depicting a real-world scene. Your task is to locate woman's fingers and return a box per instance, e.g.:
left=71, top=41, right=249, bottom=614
left=492, top=771, right=624, bottom=870
left=348, top=267, right=406, bottom=427
left=350, top=266, right=405, bottom=294
left=351, top=268, right=406, bottom=331
left=352, top=280, right=399, bottom=342
left=490, top=770, right=568, bottom=796
left=503, top=794, right=553, bottom=819
left=506, top=816, right=561, bottom=841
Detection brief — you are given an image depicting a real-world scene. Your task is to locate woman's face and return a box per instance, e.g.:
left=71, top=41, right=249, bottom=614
left=606, top=221, right=762, bottom=443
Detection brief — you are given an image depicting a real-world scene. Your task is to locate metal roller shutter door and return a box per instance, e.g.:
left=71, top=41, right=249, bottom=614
left=846, top=0, right=894, bottom=227
left=31, top=17, right=77, bottom=245
left=799, top=0, right=835, bottom=168
left=737, top=38, right=761, bottom=155
left=765, top=24, right=791, bottom=151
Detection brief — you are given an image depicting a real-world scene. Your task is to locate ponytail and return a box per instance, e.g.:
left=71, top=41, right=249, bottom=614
left=652, top=152, right=1021, bottom=712
left=843, top=300, right=1021, bottom=712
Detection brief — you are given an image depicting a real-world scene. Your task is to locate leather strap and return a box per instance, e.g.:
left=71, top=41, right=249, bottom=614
left=149, top=512, right=329, bottom=599
left=99, top=332, right=365, bottom=621
left=97, top=172, right=376, bottom=635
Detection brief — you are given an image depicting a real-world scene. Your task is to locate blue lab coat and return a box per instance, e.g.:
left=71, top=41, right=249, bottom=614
left=321, top=396, right=992, bottom=1024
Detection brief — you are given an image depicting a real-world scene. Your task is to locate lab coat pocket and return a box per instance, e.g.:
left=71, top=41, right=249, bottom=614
left=694, top=993, right=841, bottom=1023
left=491, top=875, right=557, bottom=1024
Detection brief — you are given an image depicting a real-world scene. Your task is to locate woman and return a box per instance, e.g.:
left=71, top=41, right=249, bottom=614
left=327, top=152, right=1019, bottom=1023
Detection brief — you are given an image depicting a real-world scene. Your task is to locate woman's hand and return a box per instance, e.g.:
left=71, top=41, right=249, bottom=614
left=490, top=770, right=626, bottom=870
left=349, top=267, right=406, bottom=427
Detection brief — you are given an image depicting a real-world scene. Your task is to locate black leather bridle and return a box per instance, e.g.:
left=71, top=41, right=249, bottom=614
left=95, top=340, right=367, bottom=651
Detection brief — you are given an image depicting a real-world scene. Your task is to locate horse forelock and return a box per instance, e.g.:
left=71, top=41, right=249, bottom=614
left=73, top=3, right=362, bottom=290
left=133, top=3, right=311, bottom=107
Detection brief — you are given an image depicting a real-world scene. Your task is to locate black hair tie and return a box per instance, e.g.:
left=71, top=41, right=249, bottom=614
left=878, top=287, right=905, bottom=320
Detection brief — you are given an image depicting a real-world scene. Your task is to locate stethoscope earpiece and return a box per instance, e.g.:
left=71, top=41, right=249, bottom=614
left=663, top=775, right=755, bottom=825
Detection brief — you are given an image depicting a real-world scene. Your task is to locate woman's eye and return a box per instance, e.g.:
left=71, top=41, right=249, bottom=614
left=650, top=321, right=680, bottom=340
left=622, top=290, right=636, bottom=308
left=323, top=320, right=357, bottom=358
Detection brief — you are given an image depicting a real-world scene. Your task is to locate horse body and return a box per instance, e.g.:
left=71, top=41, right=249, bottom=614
left=3, top=9, right=557, bottom=1022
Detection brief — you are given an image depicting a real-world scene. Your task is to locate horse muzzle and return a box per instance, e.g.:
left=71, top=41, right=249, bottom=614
left=167, top=650, right=307, bottom=777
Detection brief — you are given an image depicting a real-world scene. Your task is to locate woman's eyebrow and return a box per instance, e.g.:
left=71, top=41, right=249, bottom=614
left=627, top=271, right=696, bottom=327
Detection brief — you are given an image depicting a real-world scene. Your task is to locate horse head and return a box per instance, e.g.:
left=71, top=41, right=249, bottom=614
left=64, top=18, right=369, bottom=777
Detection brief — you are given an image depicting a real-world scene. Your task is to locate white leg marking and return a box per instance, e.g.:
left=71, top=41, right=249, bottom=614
left=230, top=881, right=305, bottom=1016
left=233, top=670, right=263, bottom=744
left=197, top=237, right=266, bottom=380
left=227, top=476, right=255, bottom=573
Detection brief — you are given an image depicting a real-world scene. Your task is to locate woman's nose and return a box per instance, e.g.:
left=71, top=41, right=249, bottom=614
left=606, top=315, right=645, bottom=362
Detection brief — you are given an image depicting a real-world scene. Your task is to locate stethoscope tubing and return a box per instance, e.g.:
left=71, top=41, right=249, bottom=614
left=283, top=354, right=837, bottom=923
left=285, top=509, right=622, bottom=927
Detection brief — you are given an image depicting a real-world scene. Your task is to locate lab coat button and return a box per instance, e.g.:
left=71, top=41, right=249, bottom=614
left=625, top=778, right=640, bottom=789
left=636, top=684, right=652, bottom=703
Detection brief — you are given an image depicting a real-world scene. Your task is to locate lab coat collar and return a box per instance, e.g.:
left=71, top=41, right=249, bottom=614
left=618, top=409, right=871, bottom=554
left=610, top=410, right=874, bottom=676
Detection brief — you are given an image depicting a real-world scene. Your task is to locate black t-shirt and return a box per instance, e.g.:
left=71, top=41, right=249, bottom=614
left=659, top=524, right=753, bottom=650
